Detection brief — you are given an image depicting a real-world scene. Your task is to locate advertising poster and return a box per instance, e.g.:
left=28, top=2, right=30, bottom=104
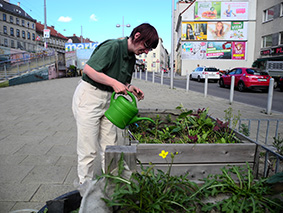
left=206, top=42, right=232, bottom=59
left=221, top=2, right=249, bottom=20
left=195, top=1, right=221, bottom=20
left=207, top=21, right=247, bottom=40
left=232, top=42, right=246, bottom=60
left=181, top=42, right=207, bottom=60
left=181, top=22, right=207, bottom=41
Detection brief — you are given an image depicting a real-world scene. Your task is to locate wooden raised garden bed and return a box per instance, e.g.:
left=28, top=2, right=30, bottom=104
left=105, top=109, right=258, bottom=181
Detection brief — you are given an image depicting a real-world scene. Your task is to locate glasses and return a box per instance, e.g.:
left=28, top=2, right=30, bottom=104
left=144, top=42, right=152, bottom=51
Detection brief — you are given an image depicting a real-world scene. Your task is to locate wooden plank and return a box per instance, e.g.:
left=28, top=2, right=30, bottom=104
left=105, top=145, right=137, bottom=173
left=136, top=163, right=254, bottom=181
left=136, top=143, right=256, bottom=164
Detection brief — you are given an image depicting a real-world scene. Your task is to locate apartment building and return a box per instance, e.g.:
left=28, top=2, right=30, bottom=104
left=253, top=0, right=283, bottom=66
left=0, top=0, right=36, bottom=53
left=174, top=0, right=257, bottom=76
left=136, top=37, right=169, bottom=72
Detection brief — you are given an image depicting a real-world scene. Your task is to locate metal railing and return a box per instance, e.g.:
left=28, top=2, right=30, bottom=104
left=133, top=71, right=283, bottom=178
left=0, top=51, right=56, bottom=81
left=237, top=118, right=283, bottom=177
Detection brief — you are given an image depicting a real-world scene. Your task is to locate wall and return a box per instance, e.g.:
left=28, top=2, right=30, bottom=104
left=175, top=0, right=257, bottom=76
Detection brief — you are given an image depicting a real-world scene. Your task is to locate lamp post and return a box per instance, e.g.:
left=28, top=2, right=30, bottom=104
left=116, top=16, right=131, bottom=37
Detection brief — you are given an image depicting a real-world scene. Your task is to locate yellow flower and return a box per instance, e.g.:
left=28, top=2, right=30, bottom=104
left=159, top=150, right=168, bottom=159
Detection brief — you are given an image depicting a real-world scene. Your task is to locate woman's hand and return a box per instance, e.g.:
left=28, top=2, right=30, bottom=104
left=127, top=85, right=144, bottom=101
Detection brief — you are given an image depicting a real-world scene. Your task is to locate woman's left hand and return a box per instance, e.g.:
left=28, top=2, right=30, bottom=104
left=127, top=85, right=144, bottom=101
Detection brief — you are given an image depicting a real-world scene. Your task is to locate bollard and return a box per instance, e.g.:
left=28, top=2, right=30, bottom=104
left=152, top=70, right=155, bottom=83
left=161, top=70, right=164, bottom=85
left=204, top=74, right=208, bottom=97
left=186, top=73, right=190, bottom=92
left=139, top=70, right=142, bottom=80
left=266, top=78, right=274, bottom=115
left=135, top=68, right=137, bottom=78
left=229, top=76, right=235, bottom=105
left=145, top=70, right=148, bottom=81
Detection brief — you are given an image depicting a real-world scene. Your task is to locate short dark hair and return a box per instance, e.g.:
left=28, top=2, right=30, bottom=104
left=130, top=23, right=159, bottom=49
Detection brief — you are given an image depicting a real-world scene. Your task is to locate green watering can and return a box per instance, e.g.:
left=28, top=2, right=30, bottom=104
left=105, top=91, right=154, bottom=129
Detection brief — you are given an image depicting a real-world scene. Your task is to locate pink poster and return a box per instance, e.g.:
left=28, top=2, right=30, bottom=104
left=232, top=42, right=246, bottom=60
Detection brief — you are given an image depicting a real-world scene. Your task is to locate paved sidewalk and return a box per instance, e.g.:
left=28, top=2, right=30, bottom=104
left=0, top=77, right=283, bottom=212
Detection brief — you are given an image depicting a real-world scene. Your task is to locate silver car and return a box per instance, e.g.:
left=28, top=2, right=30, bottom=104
left=190, top=67, right=220, bottom=82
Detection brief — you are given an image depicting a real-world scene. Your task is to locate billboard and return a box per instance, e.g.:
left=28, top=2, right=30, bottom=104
left=65, top=42, right=99, bottom=52
left=181, top=41, right=246, bottom=60
left=195, top=1, right=249, bottom=21
left=181, top=22, right=207, bottom=41
left=207, top=21, right=247, bottom=40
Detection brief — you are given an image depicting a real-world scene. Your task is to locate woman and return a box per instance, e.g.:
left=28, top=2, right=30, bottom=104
left=72, top=23, right=159, bottom=186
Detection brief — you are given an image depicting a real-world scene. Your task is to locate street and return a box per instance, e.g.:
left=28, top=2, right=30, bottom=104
left=135, top=71, right=283, bottom=113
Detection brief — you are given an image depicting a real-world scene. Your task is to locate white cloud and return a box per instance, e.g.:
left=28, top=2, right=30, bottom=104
left=90, top=14, right=98, bottom=21
left=58, top=16, right=72, bottom=22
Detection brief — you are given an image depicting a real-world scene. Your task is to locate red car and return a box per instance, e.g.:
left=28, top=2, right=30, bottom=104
left=219, top=67, right=271, bottom=92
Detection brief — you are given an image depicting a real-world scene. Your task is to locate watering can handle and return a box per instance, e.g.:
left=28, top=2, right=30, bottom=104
left=111, top=91, right=137, bottom=106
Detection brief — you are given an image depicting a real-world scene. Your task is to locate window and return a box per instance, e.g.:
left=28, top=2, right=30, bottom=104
left=16, top=18, right=19, bottom=25
left=27, top=22, right=29, bottom=28
left=3, top=26, right=7, bottom=34
left=11, top=40, right=15, bottom=48
left=32, top=33, right=35, bottom=40
left=10, top=15, right=14, bottom=23
left=22, top=20, right=25, bottom=26
left=280, top=32, right=283, bottom=45
left=263, top=7, right=274, bottom=22
left=10, top=27, right=14, bottom=36
left=27, top=32, right=30, bottom=40
left=3, top=13, right=6, bottom=21
left=22, top=31, right=25, bottom=39
left=16, top=29, right=20, bottom=37
left=32, top=23, right=35, bottom=29
left=262, top=35, right=272, bottom=48
left=281, top=3, right=283, bottom=17
left=4, top=39, right=8, bottom=47
left=153, top=53, right=156, bottom=58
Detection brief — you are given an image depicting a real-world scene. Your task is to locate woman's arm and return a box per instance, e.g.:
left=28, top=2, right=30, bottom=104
left=83, top=64, right=128, bottom=95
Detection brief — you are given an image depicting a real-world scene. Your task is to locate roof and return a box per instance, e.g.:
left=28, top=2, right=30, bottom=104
left=0, top=0, right=35, bottom=21
left=36, top=22, right=68, bottom=40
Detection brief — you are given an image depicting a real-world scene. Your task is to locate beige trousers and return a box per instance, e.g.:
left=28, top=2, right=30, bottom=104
left=72, top=80, right=117, bottom=184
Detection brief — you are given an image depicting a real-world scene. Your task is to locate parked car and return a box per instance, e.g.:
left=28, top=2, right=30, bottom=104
left=278, top=77, right=283, bottom=92
left=190, top=67, right=220, bottom=82
left=219, top=67, right=271, bottom=92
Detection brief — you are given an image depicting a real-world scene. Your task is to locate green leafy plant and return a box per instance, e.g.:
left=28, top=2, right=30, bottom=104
left=129, top=107, right=241, bottom=144
left=100, top=154, right=283, bottom=213
left=199, top=163, right=283, bottom=213
left=100, top=152, right=202, bottom=212
left=273, top=134, right=283, bottom=155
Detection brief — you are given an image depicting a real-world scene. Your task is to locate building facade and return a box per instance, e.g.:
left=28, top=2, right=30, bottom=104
left=136, top=37, right=169, bottom=72
left=174, top=0, right=257, bottom=76
left=254, top=0, right=283, bottom=66
left=0, top=0, right=37, bottom=53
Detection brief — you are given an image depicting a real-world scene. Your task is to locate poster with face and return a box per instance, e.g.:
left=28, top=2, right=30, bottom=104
left=207, top=22, right=247, bottom=40
left=232, top=42, right=246, bottom=60
left=181, top=22, right=208, bottom=41
left=206, top=42, right=232, bottom=59
left=181, top=42, right=207, bottom=60
left=221, top=2, right=249, bottom=20
left=194, top=1, right=221, bottom=20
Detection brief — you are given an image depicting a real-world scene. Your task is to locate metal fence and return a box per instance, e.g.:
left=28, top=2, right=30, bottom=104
left=133, top=71, right=283, bottom=178
left=0, top=52, right=56, bottom=81
left=237, top=118, right=283, bottom=177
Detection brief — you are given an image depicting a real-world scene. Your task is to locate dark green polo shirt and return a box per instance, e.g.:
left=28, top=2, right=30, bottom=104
left=82, top=37, right=136, bottom=92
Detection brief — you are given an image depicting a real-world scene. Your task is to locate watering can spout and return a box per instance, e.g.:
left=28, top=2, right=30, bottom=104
left=129, top=116, right=155, bottom=126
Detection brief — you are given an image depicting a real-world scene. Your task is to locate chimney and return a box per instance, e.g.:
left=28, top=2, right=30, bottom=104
left=73, top=34, right=76, bottom=36
left=17, top=2, right=20, bottom=7
left=51, top=25, right=55, bottom=29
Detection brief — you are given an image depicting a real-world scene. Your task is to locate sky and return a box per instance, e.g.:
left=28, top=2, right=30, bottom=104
left=9, top=0, right=179, bottom=52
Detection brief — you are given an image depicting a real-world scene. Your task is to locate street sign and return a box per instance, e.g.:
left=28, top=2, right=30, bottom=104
left=36, top=36, right=41, bottom=41
left=43, top=29, right=50, bottom=38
